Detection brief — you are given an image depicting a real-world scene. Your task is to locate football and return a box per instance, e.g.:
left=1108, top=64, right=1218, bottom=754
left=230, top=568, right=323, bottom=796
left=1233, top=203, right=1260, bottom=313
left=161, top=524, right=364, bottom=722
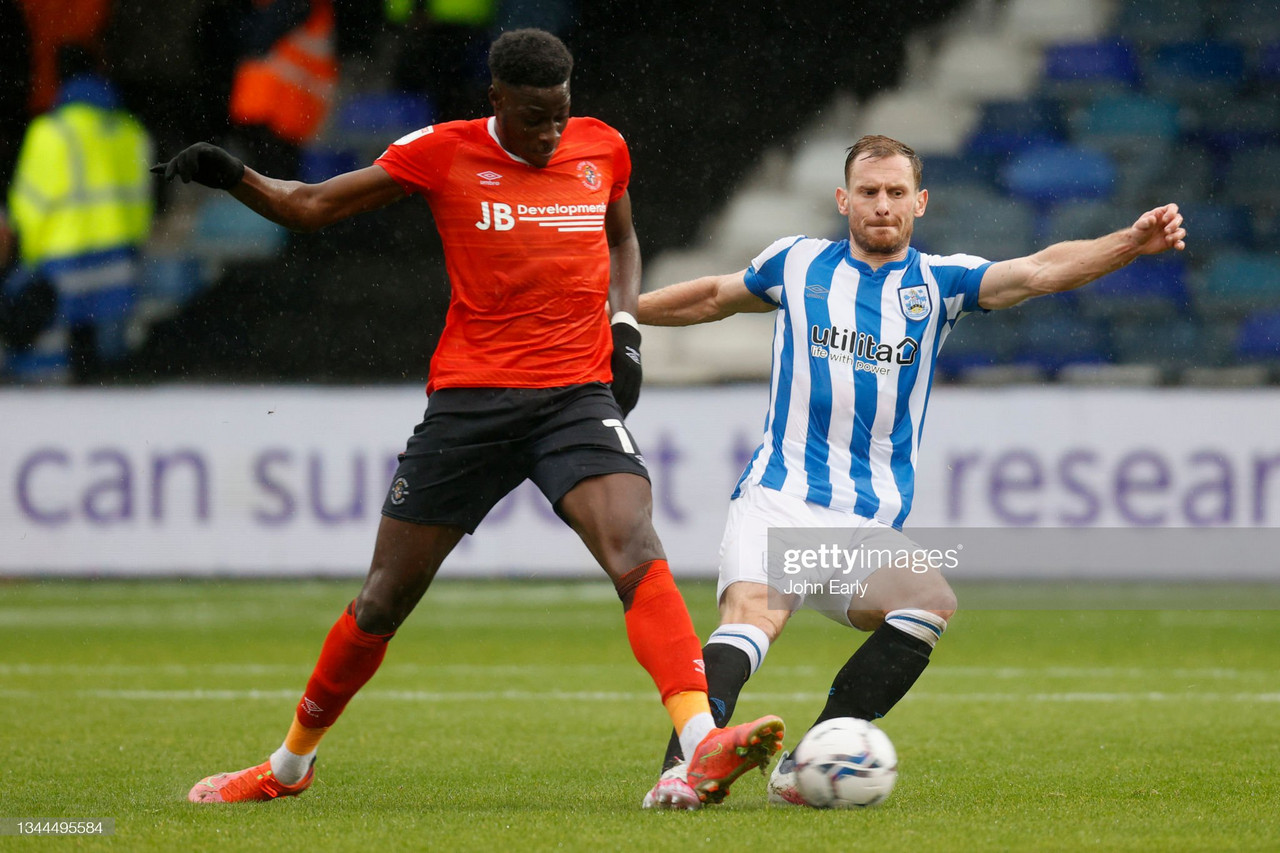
left=793, top=717, right=898, bottom=808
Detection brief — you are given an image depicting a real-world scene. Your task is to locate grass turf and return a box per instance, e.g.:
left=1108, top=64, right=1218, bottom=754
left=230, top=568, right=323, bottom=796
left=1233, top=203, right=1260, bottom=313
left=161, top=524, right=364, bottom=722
left=1, top=578, right=1278, bottom=851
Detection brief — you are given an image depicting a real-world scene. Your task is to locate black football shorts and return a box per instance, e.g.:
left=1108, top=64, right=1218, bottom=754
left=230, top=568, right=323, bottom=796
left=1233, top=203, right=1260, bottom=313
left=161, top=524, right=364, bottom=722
left=381, top=382, right=649, bottom=533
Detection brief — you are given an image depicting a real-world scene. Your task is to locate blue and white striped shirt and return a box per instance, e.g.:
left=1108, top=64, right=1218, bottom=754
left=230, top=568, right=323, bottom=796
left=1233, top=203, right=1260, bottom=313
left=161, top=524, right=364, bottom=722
left=733, top=237, right=990, bottom=529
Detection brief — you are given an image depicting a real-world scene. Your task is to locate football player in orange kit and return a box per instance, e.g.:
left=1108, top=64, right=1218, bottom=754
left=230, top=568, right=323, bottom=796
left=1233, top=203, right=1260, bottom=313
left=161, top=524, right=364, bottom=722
left=154, top=28, right=781, bottom=810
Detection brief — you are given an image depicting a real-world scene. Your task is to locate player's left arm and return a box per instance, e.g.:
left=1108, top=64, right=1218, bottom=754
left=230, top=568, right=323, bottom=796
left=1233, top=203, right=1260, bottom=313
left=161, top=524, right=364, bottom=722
left=978, top=203, right=1187, bottom=310
left=605, top=190, right=644, bottom=415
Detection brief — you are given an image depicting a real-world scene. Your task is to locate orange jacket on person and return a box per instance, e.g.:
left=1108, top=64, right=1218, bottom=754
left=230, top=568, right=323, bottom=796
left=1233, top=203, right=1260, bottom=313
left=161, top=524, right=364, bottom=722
left=229, top=0, right=337, bottom=145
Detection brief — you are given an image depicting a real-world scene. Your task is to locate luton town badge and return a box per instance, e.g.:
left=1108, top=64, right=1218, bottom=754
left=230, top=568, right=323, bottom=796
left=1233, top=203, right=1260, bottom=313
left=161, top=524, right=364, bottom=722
left=898, top=284, right=931, bottom=319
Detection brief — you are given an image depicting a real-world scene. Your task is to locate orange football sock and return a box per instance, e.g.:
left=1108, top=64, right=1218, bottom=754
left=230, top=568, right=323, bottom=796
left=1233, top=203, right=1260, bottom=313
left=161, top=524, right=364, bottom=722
left=664, top=689, right=713, bottom=735
left=617, top=560, right=710, bottom=707
left=283, top=717, right=328, bottom=756
left=293, top=603, right=394, bottom=731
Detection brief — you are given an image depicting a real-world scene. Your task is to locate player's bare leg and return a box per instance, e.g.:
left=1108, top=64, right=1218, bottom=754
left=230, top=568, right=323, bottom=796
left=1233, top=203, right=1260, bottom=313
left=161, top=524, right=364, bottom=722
left=558, top=474, right=784, bottom=806
left=189, top=518, right=463, bottom=803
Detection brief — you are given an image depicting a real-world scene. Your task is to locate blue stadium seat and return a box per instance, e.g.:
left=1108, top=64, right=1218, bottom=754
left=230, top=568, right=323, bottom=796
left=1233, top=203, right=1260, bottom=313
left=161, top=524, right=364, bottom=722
left=965, top=99, right=1067, bottom=158
left=920, top=154, right=1000, bottom=188
left=1256, top=41, right=1280, bottom=82
left=1077, top=255, right=1189, bottom=320
left=335, top=91, right=435, bottom=146
left=1000, top=143, right=1117, bottom=205
left=1194, top=251, right=1280, bottom=315
left=1070, top=93, right=1181, bottom=148
left=1039, top=39, right=1141, bottom=100
left=1142, top=40, right=1246, bottom=103
left=1178, top=203, right=1254, bottom=252
left=1235, top=310, right=1280, bottom=362
left=299, top=146, right=362, bottom=183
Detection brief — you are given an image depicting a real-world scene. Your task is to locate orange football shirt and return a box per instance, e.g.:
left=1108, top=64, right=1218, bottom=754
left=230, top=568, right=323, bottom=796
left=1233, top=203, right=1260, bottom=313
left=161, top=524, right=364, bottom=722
left=375, top=116, right=631, bottom=392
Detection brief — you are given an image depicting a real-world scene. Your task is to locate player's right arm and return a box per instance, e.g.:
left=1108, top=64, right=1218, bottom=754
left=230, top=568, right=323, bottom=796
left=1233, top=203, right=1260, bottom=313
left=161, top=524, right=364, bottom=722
left=152, top=142, right=406, bottom=232
left=638, top=271, right=774, bottom=326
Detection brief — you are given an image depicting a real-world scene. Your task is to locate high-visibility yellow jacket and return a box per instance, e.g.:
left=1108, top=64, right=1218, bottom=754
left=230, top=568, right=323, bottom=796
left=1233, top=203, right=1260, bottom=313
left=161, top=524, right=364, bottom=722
left=8, top=99, right=153, bottom=269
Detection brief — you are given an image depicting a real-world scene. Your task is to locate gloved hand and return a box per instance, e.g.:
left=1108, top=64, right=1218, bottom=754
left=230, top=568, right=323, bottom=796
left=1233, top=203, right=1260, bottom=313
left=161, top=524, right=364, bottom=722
left=610, top=320, right=642, bottom=417
left=151, top=142, right=245, bottom=190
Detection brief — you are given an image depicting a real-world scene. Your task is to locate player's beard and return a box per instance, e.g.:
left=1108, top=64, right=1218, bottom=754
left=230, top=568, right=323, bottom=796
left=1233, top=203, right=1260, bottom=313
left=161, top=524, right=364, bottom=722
left=850, top=219, right=912, bottom=257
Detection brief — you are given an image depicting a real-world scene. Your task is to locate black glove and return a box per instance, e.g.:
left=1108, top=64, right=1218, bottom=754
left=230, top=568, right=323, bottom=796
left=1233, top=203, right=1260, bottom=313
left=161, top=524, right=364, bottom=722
left=151, top=142, right=245, bottom=190
left=610, top=321, right=643, bottom=417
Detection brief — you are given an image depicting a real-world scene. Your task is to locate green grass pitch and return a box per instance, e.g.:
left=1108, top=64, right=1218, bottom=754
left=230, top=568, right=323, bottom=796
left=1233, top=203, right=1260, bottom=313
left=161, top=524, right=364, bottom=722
left=2, top=578, right=1278, bottom=851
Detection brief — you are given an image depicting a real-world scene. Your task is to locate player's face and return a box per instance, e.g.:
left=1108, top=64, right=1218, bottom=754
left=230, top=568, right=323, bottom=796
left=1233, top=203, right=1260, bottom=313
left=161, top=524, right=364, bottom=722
left=836, top=154, right=928, bottom=259
left=490, top=81, right=571, bottom=168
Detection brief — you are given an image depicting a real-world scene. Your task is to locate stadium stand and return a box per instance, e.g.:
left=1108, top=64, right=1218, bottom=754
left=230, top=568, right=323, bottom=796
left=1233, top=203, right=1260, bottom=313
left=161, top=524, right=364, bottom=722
left=641, top=0, right=1280, bottom=386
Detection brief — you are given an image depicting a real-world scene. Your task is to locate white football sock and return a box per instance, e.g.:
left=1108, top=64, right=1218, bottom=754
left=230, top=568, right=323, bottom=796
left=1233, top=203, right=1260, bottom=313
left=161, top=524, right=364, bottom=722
left=678, top=712, right=716, bottom=762
left=270, top=744, right=315, bottom=786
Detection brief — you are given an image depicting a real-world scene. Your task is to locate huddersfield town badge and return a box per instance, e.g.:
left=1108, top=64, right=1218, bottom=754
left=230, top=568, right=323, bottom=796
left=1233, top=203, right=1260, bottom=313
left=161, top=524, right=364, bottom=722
left=898, top=284, right=931, bottom=319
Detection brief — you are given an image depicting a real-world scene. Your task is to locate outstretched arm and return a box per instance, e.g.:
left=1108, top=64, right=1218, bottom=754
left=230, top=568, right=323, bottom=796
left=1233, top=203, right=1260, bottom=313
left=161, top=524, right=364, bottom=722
left=153, top=143, right=406, bottom=232
left=638, top=271, right=774, bottom=326
left=231, top=165, right=406, bottom=233
left=978, top=203, right=1187, bottom=310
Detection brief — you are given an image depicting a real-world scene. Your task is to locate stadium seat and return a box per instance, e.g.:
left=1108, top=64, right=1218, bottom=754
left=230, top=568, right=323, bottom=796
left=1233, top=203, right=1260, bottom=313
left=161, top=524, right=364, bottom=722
left=912, top=189, right=1037, bottom=260
left=1177, top=203, right=1255, bottom=253
left=1009, top=312, right=1110, bottom=374
left=1144, top=142, right=1215, bottom=206
left=1193, top=251, right=1280, bottom=315
left=299, top=146, right=362, bottom=183
left=1188, top=97, right=1280, bottom=153
left=1004, top=0, right=1112, bottom=44
left=1113, top=0, right=1211, bottom=46
left=1069, top=93, right=1181, bottom=150
left=1039, top=39, right=1141, bottom=101
left=1212, top=0, right=1280, bottom=45
left=1222, top=146, right=1280, bottom=210
left=1142, top=40, right=1246, bottom=104
left=1076, top=255, right=1189, bottom=321
left=190, top=197, right=288, bottom=265
left=965, top=98, right=1067, bottom=158
left=1041, top=199, right=1128, bottom=244
left=1000, top=142, right=1116, bottom=205
left=336, top=91, right=435, bottom=143
left=932, top=34, right=1039, bottom=100
left=1234, top=310, right=1280, bottom=363
left=1109, top=316, right=1209, bottom=369
left=1255, top=41, right=1280, bottom=82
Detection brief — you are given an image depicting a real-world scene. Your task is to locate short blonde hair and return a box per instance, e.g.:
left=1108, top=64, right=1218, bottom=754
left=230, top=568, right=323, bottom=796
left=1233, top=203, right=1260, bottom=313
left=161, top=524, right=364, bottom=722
left=844, top=135, right=923, bottom=190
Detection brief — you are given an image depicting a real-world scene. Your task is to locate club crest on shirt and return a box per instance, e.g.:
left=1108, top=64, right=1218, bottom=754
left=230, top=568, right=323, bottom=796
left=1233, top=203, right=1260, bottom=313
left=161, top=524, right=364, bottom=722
left=898, top=284, right=932, bottom=319
left=577, top=161, right=602, bottom=191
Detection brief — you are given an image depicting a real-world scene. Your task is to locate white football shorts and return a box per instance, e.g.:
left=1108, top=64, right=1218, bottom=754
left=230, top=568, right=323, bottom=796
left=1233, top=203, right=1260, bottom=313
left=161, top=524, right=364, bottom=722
left=716, top=482, right=920, bottom=627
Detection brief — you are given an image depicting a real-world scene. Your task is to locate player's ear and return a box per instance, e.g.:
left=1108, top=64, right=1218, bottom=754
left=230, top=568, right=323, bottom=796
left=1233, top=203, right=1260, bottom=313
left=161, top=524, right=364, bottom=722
left=914, top=187, right=928, bottom=218
left=835, top=186, right=849, bottom=216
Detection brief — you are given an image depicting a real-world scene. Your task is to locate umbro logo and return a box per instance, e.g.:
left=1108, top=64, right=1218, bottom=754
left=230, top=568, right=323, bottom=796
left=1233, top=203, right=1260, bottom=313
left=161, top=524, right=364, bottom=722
left=477, top=170, right=503, bottom=186
left=806, top=283, right=830, bottom=297
left=302, top=697, right=324, bottom=717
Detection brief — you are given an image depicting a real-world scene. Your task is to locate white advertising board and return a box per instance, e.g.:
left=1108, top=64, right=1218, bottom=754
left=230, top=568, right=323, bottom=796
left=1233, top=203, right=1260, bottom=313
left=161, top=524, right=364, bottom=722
left=2, top=386, right=1277, bottom=577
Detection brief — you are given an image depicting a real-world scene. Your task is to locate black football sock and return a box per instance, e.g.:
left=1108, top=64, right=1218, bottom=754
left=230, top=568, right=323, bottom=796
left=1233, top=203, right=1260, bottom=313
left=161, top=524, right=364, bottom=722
left=660, top=642, right=753, bottom=772
left=813, top=622, right=933, bottom=727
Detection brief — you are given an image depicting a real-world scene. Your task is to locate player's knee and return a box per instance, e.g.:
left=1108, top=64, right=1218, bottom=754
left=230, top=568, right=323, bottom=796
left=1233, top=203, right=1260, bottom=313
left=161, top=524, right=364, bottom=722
left=352, top=591, right=410, bottom=634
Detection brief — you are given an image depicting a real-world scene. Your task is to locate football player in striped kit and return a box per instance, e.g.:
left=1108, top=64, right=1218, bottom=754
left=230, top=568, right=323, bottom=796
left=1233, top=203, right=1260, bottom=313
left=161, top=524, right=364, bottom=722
left=639, top=135, right=1186, bottom=807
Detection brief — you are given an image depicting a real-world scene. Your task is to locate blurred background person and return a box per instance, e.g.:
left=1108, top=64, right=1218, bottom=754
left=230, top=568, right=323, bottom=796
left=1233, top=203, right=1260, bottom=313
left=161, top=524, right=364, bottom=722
left=5, top=44, right=153, bottom=384
left=227, top=0, right=339, bottom=180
